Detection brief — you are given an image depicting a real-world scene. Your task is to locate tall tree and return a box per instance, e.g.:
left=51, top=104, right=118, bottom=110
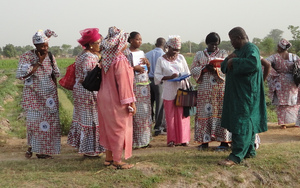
left=260, top=37, right=275, bottom=55
left=72, top=45, right=82, bottom=56
left=49, top=46, right=62, bottom=57
left=3, top=44, right=17, bottom=58
left=61, top=44, right=72, bottom=56
left=288, top=25, right=300, bottom=55
left=266, top=29, right=283, bottom=44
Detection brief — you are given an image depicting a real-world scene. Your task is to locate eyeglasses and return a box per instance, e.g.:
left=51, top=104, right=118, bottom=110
left=92, top=42, right=101, bottom=45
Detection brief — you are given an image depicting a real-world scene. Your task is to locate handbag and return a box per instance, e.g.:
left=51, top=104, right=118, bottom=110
left=48, top=52, right=57, bottom=86
left=82, top=65, right=102, bottom=91
left=175, top=80, right=197, bottom=107
left=59, top=62, right=76, bottom=90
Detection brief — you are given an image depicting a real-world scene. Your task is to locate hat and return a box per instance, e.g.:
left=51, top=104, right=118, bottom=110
left=278, top=38, right=292, bottom=50
left=32, top=29, right=57, bottom=44
left=77, top=28, right=102, bottom=47
left=166, top=35, right=181, bottom=49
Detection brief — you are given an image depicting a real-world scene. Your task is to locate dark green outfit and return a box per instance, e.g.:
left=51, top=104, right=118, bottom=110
left=221, top=42, right=267, bottom=163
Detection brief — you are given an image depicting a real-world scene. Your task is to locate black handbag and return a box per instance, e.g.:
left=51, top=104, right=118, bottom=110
left=82, top=65, right=102, bottom=91
left=293, top=62, right=300, bottom=86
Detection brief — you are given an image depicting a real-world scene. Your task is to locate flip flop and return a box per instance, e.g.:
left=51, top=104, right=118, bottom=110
left=25, top=147, right=32, bottom=159
left=36, top=154, right=54, bottom=159
left=103, top=160, right=113, bottom=166
left=112, top=163, right=134, bottom=170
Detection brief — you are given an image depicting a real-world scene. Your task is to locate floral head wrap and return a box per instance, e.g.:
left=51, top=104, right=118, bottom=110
left=77, top=28, right=102, bottom=47
left=278, top=38, right=292, bottom=50
left=101, top=26, right=129, bottom=73
left=32, top=29, right=57, bottom=44
left=166, top=35, right=181, bottom=49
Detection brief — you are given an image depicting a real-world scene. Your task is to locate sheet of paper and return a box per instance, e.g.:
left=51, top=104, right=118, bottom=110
left=132, top=51, right=145, bottom=66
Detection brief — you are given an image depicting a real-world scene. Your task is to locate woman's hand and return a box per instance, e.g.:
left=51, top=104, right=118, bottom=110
left=205, top=64, right=215, bottom=72
left=134, top=65, right=145, bottom=73
left=227, top=53, right=237, bottom=59
left=227, top=58, right=233, bottom=70
left=37, top=51, right=47, bottom=65
left=128, top=103, right=136, bottom=115
left=141, top=58, right=150, bottom=68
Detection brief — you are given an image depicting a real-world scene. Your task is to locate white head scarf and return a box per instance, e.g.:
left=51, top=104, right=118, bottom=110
left=32, top=29, right=58, bottom=44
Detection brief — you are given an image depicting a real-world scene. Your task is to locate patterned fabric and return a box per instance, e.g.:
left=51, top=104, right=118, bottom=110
left=278, top=38, right=292, bottom=50
left=101, top=26, right=129, bottom=73
left=267, top=53, right=300, bottom=124
left=125, top=49, right=152, bottom=148
left=16, top=50, right=61, bottom=154
left=276, top=105, right=299, bottom=125
left=166, top=35, right=181, bottom=49
left=190, top=49, right=231, bottom=143
left=77, top=28, right=102, bottom=47
left=32, top=29, right=57, bottom=44
left=67, top=51, right=105, bottom=154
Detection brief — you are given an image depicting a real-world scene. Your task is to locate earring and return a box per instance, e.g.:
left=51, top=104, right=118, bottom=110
left=90, top=46, right=93, bottom=49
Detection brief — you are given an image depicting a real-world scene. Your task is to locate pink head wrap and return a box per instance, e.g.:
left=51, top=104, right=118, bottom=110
left=166, top=35, right=181, bottom=49
left=100, top=26, right=129, bottom=73
left=32, top=29, right=57, bottom=44
left=278, top=38, right=292, bottom=50
left=77, top=28, right=102, bottom=47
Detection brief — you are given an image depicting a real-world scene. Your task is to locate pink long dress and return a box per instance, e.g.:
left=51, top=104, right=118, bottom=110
left=97, top=54, right=136, bottom=162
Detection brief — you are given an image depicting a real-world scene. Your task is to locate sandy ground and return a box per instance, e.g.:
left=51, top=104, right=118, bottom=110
left=1, top=122, right=300, bottom=162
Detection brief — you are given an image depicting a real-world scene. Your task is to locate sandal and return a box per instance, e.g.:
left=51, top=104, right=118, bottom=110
left=36, top=154, right=54, bottom=159
left=103, top=160, right=113, bottom=166
left=167, top=141, right=175, bottom=147
left=215, top=146, right=230, bottom=152
left=112, top=162, right=134, bottom=170
left=25, top=147, right=32, bottom=159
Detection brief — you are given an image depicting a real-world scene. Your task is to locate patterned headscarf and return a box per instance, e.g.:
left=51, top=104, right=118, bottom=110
left=166, top=35, right=181, bottom=49
left=278, top=38, right=292, bottom=50
left=32, top=29, right=57, bottom=44
left=101, top=26, right=129, bottom=73
left=77, top=28, right=102, bottom=47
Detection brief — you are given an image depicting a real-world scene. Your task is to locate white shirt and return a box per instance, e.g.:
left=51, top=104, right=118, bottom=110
left=154, top=54, right=190, bottom=100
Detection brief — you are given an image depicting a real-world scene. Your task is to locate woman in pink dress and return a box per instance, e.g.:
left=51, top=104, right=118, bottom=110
left=98, top=26, right=136, bottom=169
left=154, top=36, right=191, bottom=147
left=67, top=28, right=105, bottom=157
left=16, top=29, right=60, bottom=159
left=266, top=39, right=300, bottom=129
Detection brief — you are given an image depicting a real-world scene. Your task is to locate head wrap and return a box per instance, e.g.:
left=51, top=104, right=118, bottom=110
left=166, top=35, right=181, bottom=49
left=77, top=28, right=102, bottom=47
left=101, top=26, right=129, bottom=73
left=32, top=29, right=57, bottom=44
left=278, top=38, right=292, bottom=50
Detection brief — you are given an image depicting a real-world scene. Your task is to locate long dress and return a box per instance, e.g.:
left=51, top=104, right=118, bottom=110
left=221, top=42, right=267, bottom=163
left=16, top=50, right=61, bottom=155
left=266, top=53, right=300, bottom=125
left=125, top=49, right=152, bottom=148
left=154, top=54, right=190, bottom=145
left=190, top=49, right=231, bottom=144
left=97, top=54, right=136, bottom=162
left=67, top=51, right=105, bottom=155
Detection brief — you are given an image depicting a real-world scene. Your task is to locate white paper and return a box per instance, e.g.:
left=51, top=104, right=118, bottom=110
left=132, top=51, right=145, bottom=66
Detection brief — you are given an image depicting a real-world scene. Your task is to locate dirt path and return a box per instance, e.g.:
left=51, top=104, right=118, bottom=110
left=0, top=123, right=300, bottom=161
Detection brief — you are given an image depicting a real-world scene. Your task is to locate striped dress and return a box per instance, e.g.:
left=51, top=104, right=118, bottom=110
left=16, top=50, right=61, bottom=155
left=190, top=49, right=232, bottom=144
left=67, top=51, right=105, bottom=155
left=125, top=49, right=152, bottom=148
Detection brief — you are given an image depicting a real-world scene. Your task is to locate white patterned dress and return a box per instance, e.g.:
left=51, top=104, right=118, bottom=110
left=267, top=53, right=300, bottom=125
left=190, top=49, right=231, bottom=144
left=16, top=50, right=61, bottom=155
left=125, top=49, right=152, bottom=148
left=67, top=51, right=105, bottom=155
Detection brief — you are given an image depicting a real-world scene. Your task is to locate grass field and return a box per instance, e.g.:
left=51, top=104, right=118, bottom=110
left=0, top=56, right=291, bottom=188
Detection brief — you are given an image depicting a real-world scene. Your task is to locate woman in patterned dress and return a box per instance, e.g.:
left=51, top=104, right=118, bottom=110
left=16, top=29, right=60, bottom=159
left=154, top=36, right=191, bottom=147
left=125, top=31, right=152, bottom=149
left=67, top=28, right=105, bottom=157
left=190, top=32, right=231, bottom=151
left=266, top=39, right=300, bottom=129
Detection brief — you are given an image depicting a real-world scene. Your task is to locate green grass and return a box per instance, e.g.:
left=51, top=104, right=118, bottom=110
left=0, top=142, right=300, bottom=187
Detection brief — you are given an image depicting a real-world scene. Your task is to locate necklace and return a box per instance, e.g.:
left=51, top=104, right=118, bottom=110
left=164, top=54, right=178, bottom=62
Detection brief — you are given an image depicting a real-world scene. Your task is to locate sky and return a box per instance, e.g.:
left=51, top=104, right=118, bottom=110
left=1, top=0, right=300, bottom=48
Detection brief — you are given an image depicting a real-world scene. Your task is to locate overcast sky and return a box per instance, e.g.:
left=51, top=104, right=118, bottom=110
left=1, top=0, right=300, bottom=48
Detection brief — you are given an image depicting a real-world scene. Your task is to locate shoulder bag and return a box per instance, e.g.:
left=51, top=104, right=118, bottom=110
left=82, top=65, right=102, bottom=91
